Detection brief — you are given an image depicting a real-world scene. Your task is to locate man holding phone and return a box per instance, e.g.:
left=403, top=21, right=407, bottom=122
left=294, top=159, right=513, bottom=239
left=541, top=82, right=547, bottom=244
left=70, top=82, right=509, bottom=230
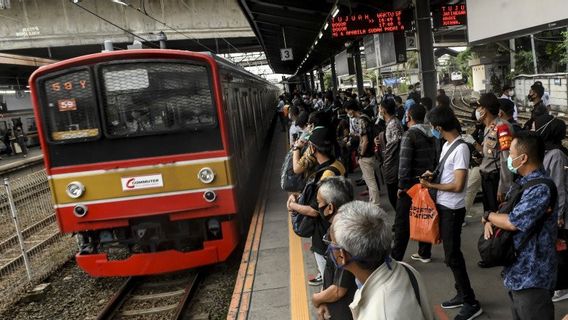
left=419, top=106, right=483, bottom=320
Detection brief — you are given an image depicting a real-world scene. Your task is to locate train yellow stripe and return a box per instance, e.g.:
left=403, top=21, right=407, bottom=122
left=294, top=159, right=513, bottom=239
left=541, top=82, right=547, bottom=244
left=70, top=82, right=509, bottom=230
left=51, top=159, right=233, bottom=204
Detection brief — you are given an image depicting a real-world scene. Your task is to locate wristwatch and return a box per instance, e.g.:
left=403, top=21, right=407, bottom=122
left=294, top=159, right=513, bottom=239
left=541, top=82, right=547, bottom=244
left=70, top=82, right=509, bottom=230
left=483, top=211, right=491, bottom=222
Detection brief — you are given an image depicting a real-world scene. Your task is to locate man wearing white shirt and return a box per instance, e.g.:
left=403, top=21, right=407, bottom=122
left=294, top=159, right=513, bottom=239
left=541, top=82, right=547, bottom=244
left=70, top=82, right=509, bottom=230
left=501, top=84, right=518, bottom=121
left=420, top=106, right=483, bottom=320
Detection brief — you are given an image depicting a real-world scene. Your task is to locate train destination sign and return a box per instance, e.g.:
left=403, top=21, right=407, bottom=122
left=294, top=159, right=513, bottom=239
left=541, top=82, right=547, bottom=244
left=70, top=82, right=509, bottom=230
left=331, top=10, right=411, bottom=38
left=433, top=4, right=467, bottom=28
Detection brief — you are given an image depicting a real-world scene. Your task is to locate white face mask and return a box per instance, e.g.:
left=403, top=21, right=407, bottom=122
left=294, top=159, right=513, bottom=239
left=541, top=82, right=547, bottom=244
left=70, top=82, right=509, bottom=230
left=475, top=110, right=485, bottom=121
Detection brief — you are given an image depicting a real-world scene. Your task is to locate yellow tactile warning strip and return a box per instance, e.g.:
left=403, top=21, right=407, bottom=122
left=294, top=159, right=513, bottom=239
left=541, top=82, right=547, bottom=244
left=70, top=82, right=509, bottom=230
left=227, top=135, right=274, bottom=320
left=285, top=132, right=310, bottom=319
left=288, top=214, right=310, bottom=319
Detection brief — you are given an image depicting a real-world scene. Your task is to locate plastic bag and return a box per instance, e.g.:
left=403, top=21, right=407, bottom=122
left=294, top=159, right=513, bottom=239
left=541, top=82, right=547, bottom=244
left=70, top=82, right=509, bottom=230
left=407, top=184, right=441, bottom=244
left=280, top=149, right=306, bottom=192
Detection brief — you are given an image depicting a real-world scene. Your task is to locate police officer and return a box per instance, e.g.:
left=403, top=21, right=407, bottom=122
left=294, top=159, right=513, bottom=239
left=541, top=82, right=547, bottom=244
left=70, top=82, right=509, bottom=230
left=476, top=93, right=515, bottom=268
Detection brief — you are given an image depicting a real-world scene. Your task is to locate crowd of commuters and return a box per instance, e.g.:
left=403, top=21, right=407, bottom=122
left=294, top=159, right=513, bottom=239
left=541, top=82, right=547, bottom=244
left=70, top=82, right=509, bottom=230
left=281, top=81, right=567, bottom=320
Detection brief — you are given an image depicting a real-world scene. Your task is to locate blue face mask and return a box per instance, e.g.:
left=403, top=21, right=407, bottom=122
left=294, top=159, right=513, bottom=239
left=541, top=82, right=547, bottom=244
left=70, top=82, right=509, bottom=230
left=431, top=128, right=442, bottom=139
left=507, top=154, right=524, bottom=174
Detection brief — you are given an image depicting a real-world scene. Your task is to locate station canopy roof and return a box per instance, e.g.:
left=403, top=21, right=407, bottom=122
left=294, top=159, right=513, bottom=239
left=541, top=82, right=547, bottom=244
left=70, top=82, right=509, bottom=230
left=237, top=0, right=466, bottom=75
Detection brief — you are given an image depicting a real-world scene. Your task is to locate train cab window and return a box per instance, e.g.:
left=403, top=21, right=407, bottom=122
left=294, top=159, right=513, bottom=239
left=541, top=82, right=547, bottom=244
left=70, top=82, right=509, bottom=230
left=41, top=69, right=100, bottom=142
left=100, top=62, right=216, bottom=138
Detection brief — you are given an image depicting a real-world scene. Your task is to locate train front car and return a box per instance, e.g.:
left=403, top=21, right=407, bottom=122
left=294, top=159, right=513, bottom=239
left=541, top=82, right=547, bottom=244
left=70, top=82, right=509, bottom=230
left=29, top=50, right=239, bottom=277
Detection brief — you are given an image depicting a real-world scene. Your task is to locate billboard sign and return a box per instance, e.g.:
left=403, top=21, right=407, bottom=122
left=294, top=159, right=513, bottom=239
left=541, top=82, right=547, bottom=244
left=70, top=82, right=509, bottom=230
left=467, top=0, right=568, bottom=44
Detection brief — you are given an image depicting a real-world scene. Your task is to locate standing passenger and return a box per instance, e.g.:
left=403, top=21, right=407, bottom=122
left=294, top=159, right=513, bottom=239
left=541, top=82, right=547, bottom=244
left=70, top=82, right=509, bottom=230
left=421, top=106, right=483, bottom=320
left=312, top=177, right=357, bottom=320
left=330, top=201, right=434, bottom=320
left=379, top=99, right=403, bottom=211
left=344, top=101, right=381, bottom=207
left=288, top=128, right=346, bottom=287
left=482, top=132, right=557, bottom=320
left=391, top=104, right=437, bottom=263
left=477, top=94, right=514, bottom=269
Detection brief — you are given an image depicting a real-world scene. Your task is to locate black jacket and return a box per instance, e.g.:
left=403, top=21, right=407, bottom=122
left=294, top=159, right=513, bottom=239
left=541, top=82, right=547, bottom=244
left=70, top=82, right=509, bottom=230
left=398, top=124, right=437, bottom=190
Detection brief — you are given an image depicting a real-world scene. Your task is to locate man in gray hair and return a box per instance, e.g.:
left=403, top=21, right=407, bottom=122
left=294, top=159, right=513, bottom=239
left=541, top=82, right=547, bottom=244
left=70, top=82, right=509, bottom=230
left=311, top=176, right=357, bottom=320
left=329, top=201, right=433, bottom=320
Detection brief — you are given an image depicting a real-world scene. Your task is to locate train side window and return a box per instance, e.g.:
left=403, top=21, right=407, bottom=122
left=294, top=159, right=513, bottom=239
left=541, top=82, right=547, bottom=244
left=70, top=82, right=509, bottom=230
left=99, top=62, right=216, bottom=138
left=26, top=118, right=37, bottom=132
left=41, top=69, right=101, bottom=143
left=0, top=121, right=6, bottom=136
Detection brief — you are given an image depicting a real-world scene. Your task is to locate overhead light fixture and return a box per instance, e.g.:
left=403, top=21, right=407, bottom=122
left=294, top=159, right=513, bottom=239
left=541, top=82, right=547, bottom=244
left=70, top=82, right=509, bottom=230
left=315, top=39, right=319, bottom=46
left=332, top=7, right=340, bottom=18
left=324, top=22, right=329, bottom=30
left=318, top=32, right=323, bottom=39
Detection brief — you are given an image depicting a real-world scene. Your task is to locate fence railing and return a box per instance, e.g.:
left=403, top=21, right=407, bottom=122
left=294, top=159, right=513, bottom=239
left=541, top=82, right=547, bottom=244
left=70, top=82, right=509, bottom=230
left=0, top=170, right=76, bottom=311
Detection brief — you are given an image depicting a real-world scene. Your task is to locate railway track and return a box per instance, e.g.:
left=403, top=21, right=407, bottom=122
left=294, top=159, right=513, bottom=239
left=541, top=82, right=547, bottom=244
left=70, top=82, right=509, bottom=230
left=0, top=215, right=60, bottom=276
left=96, top=270, right=200, bottom=320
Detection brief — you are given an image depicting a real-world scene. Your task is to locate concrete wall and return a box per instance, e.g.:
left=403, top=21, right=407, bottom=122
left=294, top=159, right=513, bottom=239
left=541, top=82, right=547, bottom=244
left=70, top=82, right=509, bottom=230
left=0, top=0, right=253, bottom=50
left=2, top=92, right=32, bottom=111
left=471, top=64, right=487, bottom=93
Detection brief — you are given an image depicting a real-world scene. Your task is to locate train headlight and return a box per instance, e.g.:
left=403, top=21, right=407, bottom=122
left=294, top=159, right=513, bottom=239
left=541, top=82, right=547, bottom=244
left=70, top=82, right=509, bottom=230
left=198, top=167, right=215, bottom=184
left=66, top=181, right=85, bottom=199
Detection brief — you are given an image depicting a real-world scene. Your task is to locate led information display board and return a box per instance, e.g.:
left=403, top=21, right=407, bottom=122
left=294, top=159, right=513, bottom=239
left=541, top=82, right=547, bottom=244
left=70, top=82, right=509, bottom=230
left=331, top=10, right=411, bottom=38
left=433, top=4, right=467, bottom=28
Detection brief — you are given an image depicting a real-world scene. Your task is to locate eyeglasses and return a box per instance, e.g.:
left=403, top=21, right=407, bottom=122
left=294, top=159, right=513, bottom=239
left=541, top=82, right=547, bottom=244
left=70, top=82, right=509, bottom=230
left=322, top=233, right=339, bottom=248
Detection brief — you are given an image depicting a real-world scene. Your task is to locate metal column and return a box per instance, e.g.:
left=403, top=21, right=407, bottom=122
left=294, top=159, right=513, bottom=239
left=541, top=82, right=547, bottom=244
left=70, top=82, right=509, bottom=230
left=318, top=68, right=325, bottom=92
left=414, top=0, right=436, bottom=100
left=530, top=34, right=538, bottom=74
left=330, top=55, right=339, bottom=95
left=352, top=41, right=365, bottom=98
left=310, top=71, right=316, bottom=92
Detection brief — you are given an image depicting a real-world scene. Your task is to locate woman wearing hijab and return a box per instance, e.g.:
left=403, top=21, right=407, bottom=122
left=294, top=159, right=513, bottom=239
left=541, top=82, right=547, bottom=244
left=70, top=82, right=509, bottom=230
left=533, top=114, right=568, bottom=303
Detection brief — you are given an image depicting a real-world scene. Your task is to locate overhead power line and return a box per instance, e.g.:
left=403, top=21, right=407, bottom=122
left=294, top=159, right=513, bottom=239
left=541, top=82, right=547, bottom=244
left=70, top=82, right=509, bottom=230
left=70, top=1, right=160, bottom=49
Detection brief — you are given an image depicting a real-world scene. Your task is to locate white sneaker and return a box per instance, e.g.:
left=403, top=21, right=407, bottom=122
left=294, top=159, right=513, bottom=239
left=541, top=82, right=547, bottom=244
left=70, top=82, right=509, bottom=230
left=410, top=253, right=431, bottom=263
left=553, top=290, right=568, bottom=302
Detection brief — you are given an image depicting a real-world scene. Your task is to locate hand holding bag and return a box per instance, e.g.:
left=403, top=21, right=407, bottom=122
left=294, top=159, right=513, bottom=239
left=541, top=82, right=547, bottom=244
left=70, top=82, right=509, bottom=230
left=407, top=183, right=441, bottom=244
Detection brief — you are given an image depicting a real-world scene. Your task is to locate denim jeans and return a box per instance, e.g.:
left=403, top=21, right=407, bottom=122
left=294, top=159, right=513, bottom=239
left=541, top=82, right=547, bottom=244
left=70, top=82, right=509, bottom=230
left=437, top=205, right=477, bottom=305
left=391, top=192, right=433, bottom=261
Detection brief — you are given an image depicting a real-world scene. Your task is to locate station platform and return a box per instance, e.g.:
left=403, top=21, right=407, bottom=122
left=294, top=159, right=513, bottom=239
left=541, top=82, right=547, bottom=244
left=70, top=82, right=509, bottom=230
left=229, top=130, right=568, bottom=320
left=0, top=147, right=43, bottom=177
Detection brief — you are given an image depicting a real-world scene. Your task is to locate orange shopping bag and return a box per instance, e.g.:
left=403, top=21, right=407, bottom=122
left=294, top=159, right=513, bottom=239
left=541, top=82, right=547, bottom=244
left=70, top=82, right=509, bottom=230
left=407, top=183, right=441, bottom=244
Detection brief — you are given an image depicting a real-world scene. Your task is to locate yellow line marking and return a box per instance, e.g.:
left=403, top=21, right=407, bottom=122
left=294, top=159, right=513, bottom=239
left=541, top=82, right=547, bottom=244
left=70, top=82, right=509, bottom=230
left=287, top=128, right=310, bottom=320
left=288, top=217, right=310, bottom=320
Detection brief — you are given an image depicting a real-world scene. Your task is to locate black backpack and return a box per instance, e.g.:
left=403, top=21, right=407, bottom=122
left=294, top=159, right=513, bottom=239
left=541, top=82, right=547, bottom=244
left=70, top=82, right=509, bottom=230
left=291, top=164, right=340, bottom=238
left=477, top=178, right=558, bottom=267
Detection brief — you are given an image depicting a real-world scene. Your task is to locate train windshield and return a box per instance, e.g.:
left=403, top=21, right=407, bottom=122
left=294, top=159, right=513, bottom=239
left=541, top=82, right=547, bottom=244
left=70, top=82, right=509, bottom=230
left=43, top=69, right=100, bottom=142
left=100, top=62, right=216, bottom=138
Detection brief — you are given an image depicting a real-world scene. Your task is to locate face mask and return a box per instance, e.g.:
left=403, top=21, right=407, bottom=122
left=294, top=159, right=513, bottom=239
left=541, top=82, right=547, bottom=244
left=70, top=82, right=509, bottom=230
left=431, top=128, right=442, bottom=139
left=355, top=278, right=364, bottom=289
left=507, top=154, right=524, bottom=174
left=508, top=90, right=514, bottom=97
left=378, top=112, right=384, bottom=120
left=475, top=110, right=485, bottom=121
left=318, top=205, right=332, bottom=221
